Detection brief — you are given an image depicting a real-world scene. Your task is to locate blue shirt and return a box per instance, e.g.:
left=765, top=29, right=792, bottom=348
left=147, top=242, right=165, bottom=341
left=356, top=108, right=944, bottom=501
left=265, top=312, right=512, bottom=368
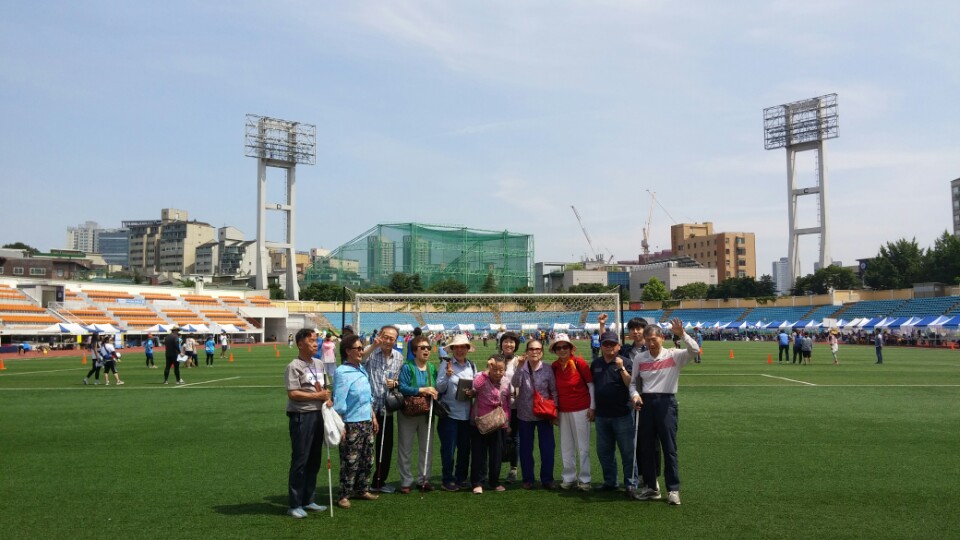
left=778, top=332, right=789, bottom=346
left=436, top=358, right=477, bottom=421
left=591, top=334, right=600, bottom=348
left=205, top=338, right=215, bottom=354
left=334, top=364, right=373, bottom=423
left=144, top=339, right=154, bottom=354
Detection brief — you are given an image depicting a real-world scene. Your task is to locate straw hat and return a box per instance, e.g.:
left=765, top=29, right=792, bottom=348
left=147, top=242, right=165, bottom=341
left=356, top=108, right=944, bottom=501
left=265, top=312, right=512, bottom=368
left=550, top=333, right=576, bottom=353
left=447, top=334, right=476, bottom=352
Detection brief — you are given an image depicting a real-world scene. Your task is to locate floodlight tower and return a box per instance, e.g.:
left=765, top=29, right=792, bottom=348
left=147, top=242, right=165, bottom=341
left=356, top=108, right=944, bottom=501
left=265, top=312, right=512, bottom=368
left=763, top=94, right=838, bottom=288
left=244, top=114, right=316, bottom=301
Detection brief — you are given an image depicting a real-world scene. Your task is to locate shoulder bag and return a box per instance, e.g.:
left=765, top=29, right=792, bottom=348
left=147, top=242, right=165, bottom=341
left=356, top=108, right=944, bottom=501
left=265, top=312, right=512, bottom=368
left=401, top=363, right=432, bottom=417
left=529, top=362, right=557, bottom=421
left=474, top=375, right=507, bottom=434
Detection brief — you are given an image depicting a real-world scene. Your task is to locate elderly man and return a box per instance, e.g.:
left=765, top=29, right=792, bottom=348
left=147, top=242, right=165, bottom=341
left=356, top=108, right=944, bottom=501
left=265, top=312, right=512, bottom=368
left=284, top=328, right=332, bottom=518
left=362, top=325, right=405, bottom=493
left=629, top=318, right=699, bottom=506
left=590, top=329, right=637, bottom=495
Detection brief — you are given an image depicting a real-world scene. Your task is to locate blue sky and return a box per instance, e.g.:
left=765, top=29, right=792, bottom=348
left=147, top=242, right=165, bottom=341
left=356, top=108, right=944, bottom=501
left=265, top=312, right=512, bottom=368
left=2, top=1, right=958, bottom=278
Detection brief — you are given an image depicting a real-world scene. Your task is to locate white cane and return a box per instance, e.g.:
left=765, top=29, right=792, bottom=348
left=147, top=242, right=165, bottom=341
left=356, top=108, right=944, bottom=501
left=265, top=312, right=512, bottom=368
left=421, top=398, right=435, bottom=499
left=632, top=409, right=640, bottom=491
left=375, top=373, right=391, bottom=490
left=326, top=440, right=334, bottom=517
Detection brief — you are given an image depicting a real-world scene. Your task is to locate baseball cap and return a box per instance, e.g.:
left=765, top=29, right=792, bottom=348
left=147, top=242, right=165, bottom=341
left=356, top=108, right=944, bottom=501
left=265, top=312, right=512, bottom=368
left=599, top=331, right=619, bottom=344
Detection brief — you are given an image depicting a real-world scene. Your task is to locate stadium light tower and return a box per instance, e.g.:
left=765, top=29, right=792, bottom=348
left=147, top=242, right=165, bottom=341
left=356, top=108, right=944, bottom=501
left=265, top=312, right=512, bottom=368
left=763, top=93, right=838, bottom=288
left=245, top=114, right=316, bottom=301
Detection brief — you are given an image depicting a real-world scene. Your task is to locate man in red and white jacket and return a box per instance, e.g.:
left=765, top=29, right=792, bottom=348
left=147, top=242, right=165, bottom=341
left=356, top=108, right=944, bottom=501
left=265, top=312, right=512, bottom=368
left=629, top=318, right=698, bottom=506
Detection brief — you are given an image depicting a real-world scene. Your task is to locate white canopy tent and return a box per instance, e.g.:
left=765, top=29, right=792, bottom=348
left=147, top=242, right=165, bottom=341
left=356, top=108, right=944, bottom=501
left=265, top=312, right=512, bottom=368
left=425, top=324, right=445, bottom=332
left=40, top=323, right=89, bottom=335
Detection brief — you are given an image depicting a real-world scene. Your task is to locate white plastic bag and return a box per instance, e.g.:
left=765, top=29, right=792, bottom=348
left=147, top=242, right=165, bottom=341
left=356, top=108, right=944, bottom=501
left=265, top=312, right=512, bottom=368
left=320, top=404, right=344, bottom=446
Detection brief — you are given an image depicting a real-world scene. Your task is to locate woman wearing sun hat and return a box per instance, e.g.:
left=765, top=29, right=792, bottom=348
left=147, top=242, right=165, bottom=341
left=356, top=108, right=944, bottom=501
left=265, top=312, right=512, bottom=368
left=829, top=328, right=840, bottom=364
left=435, top=333, right=478, bottom=491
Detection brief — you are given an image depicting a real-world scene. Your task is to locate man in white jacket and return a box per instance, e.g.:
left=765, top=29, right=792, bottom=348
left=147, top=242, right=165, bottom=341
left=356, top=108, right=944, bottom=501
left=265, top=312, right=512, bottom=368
left=629, top=318, right=698, bottom=506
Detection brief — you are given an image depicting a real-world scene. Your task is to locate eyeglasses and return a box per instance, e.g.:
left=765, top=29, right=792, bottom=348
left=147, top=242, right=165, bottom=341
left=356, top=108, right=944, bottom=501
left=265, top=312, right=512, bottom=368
left=416, top=346, right=432, bottom=351
left=348, top=345, right=364, bottom=350
left=526, top=348, right=543, bottom=352
left=554, top=345, right=572, bottom=350
left=601, top=342, right=618, bottom=347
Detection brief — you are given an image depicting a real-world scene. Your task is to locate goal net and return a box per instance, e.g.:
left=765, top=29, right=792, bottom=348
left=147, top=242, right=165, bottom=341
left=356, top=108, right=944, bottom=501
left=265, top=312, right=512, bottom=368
left=349, top=292, right=622, bottom=338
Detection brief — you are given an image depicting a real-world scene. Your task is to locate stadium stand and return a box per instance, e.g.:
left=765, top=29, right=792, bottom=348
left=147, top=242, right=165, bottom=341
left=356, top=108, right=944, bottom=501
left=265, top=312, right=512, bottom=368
left=837, top=299, right=907, bottom=319
left=742, top=306, right=812, bottom=322
left=892, top=297, right=960, bottom=317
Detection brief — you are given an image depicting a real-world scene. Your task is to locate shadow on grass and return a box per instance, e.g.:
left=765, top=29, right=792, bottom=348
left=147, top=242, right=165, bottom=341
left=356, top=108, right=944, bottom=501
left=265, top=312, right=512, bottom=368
left=213, top=494, right=287, bottom=516
left=555, top=487, right=630, bottom=503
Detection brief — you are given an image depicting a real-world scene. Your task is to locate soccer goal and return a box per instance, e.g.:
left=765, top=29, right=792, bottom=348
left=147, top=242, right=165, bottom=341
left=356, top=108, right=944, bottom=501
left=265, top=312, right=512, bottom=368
left=348, top=291, right=622, bottom=337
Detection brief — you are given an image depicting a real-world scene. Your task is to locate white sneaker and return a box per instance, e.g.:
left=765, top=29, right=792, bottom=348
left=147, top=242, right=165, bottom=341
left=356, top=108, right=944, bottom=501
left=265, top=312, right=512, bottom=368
left=82, top=378, right=88, bottom=385
left=303, top=503, right=327, bottom=512
left=559, top=482, right=574, bottom=490
left=176, top=380, right=185, bottom=385
left=287, top=507, right=307, bottom=518
left=104, top=381, right=109, bottom=386
left=667, top=491, right=681, bottom=505
left=577, top=482, right=592, bottom=492
left=117, top=381, right=124, bottom=385
left=472, top=486, right=482, bottom=494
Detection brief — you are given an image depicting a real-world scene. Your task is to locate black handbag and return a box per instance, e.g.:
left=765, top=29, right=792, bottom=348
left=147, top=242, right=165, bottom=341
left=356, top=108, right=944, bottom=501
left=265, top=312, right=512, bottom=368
left=385, top=387, right=404, bottom=413
left=501, top=432, right=517, bottom=462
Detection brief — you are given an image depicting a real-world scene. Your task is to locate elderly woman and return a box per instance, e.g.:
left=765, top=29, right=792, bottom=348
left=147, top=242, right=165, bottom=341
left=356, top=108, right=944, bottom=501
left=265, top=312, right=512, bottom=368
left=333, top=334, right=380, bottom=509
left=511, top=339, right=558, bottom=489
left=550, top=333, right=594, bottom=491
left=435, top=334, right=478, bottom=491
left=396, top=335, right=439, bottom=493
left=470, top=355, right=511, bottom=493
left=498, top=332, right=522, bottom=483
left=320, top=334, right=338, bottom=377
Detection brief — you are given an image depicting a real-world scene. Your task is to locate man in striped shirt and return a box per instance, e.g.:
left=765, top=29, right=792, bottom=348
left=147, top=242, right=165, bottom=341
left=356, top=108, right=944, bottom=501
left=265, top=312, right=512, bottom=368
left=629, top=318, right=698, bottom=506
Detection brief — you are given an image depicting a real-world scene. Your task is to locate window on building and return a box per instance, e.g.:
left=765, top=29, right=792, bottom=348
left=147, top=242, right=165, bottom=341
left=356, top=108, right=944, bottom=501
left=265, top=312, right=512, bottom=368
left=736, top=237, right=745, bottom=245
left=13, top=267, right=24, bottom=275
left=30, top=267, right=46, bottom=276
left=56, top=269, right=65, bottom=277
left=738, top=259, right=746, bottom=267
left=737, top=271, right=746, bottom=278
left=725, top=248, right=730, bottom=254
left=725, top=238, right=730, bottom=244
left=737, top=248, right=746, bottom=256
left=0, top=266, right=4, bottom=274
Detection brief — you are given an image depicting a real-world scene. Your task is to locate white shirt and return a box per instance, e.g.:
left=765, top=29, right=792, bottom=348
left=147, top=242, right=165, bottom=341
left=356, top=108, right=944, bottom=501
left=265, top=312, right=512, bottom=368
left=629, top=333, right=699, bottom=396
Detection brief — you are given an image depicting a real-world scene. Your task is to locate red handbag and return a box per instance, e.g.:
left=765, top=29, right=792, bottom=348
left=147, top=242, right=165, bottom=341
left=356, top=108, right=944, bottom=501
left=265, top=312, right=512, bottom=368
left=529, top=362, right=557, bottom=421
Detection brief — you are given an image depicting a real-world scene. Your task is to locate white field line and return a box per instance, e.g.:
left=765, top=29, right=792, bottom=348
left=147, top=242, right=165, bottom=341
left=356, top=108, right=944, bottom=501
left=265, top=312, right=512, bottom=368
left=761, top=374, right=817, bottom=386
left=175, top=376, right=241, bottom=388
left=0, top=367, right=86, bottom=377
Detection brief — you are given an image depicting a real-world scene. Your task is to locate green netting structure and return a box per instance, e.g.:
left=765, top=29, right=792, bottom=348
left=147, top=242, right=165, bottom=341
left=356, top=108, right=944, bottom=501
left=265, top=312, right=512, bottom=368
left=303, top=223, right=533, bottom=293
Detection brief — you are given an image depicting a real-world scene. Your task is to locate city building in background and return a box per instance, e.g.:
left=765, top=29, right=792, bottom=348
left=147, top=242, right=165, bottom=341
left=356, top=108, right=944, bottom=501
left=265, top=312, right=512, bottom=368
left=952, top=177, right=960, bottom=237
left=671, top=222, right=757, bottom=281
left=304, top=223, right=533, bottom=293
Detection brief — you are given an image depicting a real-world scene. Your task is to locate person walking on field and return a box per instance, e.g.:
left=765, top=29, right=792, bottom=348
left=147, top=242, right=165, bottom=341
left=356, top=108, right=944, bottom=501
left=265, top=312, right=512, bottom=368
left=828, top=330, right=840, bottom=365
left=777, top=329, right=790, bottom=364
left=875, top=331, right=884, bottom=364
left=219, top=332, right=230, bottom=359
left=800, top=332, right=813, bottom=365
left=163, top=326, right=184, bottom=385
left=82, top=333, right=103, bottom=385
left=144, top=333, right=156, bottom=368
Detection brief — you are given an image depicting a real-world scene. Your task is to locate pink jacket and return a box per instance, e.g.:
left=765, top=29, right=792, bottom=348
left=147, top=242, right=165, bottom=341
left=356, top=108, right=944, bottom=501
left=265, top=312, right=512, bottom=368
left=473, top=371, right=510, bottom=426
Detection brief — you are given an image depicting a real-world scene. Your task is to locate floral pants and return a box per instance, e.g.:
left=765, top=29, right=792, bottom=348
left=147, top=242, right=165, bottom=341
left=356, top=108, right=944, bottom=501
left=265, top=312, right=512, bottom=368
left=339, top=420, right=375, bottom=500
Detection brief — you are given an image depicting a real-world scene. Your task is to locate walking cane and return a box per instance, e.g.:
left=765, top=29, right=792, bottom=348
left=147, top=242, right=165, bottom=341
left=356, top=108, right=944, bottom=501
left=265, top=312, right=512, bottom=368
left=632, top=409, right=641, bottom=492
left=421, top=397, right=435, bottom=499
left=374, top=373, right=392, bottom=490
left=326, top=440, right=334, bottom=517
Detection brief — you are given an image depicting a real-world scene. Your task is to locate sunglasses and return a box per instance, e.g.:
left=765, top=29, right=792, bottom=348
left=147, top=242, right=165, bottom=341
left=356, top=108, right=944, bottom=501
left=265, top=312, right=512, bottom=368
left=348, top=345, right=364, bottom=350
left=416, top=346, right=432, bottom=351
left=601, top=342, right=618, bottom=347
left=527, top=347, right=543, bottom=352
left=554, top=345, right=572, bottom=350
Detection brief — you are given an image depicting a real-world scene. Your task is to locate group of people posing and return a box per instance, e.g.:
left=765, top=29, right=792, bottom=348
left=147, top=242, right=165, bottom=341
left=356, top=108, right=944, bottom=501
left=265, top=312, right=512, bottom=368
left=284, top=314, right=699, bottom=518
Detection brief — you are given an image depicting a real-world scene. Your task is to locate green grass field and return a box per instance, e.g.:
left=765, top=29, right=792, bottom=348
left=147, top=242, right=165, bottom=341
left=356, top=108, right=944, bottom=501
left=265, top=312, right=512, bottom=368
left=1, top=341, right=958, bottom=539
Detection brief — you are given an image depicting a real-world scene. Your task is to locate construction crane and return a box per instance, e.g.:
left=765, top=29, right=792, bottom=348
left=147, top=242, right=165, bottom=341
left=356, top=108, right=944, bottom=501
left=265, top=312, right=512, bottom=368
left=642, top=191, right=657, bottom=255
left=570, top=205, right=603, bottom=262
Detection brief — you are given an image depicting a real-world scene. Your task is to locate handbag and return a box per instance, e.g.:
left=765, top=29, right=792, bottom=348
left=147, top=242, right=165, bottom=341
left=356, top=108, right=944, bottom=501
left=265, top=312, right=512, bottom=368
left=400, top=363, right=433, bottom=416
left=176, top=354, right=189, bottom=363
left=385, top=387, right=404, bottom=413
left=529, top=362, right=557, bottom=421
left=501, top=433, right=517, bottom=462
left=402, top=396, right=431, bottom=416
left=476, top=405, right=506, bottom=434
